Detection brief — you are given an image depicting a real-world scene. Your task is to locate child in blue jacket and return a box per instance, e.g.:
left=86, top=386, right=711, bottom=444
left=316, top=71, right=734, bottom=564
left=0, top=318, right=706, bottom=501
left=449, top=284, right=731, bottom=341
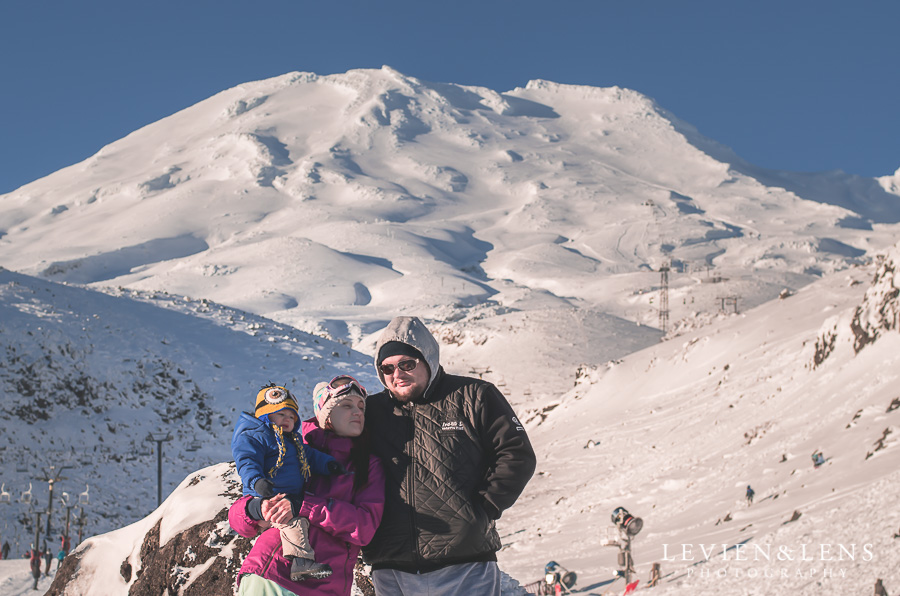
left=232, top=384, right=345, bottom=581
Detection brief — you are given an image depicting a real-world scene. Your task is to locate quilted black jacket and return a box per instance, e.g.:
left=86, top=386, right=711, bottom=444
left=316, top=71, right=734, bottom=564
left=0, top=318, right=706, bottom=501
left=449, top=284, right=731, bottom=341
left=362, top=368, right=536, bottom=572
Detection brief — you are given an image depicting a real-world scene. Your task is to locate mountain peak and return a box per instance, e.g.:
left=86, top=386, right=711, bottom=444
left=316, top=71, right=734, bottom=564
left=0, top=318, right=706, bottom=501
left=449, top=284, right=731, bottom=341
left=2, top=67, right=899, bottom=408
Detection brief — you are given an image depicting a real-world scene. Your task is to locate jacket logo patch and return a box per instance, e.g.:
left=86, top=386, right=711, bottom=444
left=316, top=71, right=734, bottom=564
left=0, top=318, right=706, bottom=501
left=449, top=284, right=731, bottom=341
left=441, top=420, right=465, bottom=433
left=512, top=416, right=524, bottom=431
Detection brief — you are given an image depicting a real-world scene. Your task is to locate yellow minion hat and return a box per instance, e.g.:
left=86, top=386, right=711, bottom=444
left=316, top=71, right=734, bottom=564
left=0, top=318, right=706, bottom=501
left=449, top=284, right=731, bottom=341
left=254, top=384, right=300, bottom=420
left=254, top=384, right=309, bottom=480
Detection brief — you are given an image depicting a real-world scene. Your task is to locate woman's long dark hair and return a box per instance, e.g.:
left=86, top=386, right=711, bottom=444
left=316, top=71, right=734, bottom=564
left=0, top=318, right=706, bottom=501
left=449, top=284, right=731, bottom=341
left=349, top=427, right=372, bottom=495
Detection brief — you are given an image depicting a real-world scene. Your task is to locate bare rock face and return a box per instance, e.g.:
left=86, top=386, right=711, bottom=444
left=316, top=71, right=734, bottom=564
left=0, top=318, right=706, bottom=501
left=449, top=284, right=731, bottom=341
left=48, top=509, right=251, bottom=595
left=130, top=512, right=249, bottom=595
left=45, top=550, right=84, bottom=596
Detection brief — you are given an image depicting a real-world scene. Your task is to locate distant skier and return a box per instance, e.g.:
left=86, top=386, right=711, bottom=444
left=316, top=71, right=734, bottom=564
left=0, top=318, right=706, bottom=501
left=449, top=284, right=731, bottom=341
left=874, top=578, right=888, bottom=596
left=811, top=451, right=826, bottom=467
left=58, top=534, right=70, bottom=568
left=1, top=539, right=9, bottom=560
left=745, top=485, right=755, bottom=505
left=42, top=542, right=51, bottom=576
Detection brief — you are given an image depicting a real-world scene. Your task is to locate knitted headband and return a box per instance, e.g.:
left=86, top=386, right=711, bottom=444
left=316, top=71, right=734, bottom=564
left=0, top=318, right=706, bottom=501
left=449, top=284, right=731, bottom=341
left=254, top=385, right=300, bottom=421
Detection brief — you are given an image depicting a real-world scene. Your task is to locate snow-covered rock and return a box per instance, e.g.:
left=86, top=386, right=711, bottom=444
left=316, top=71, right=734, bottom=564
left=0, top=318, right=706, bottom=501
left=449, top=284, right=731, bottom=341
left=850, top=243, right=900, bottom=353
left=43, top=463, right=529, bottom=595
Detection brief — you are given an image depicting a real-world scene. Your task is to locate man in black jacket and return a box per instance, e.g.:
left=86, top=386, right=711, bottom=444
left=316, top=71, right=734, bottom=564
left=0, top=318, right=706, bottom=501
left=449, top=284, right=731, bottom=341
left=362, top=316, right=536, bottom=595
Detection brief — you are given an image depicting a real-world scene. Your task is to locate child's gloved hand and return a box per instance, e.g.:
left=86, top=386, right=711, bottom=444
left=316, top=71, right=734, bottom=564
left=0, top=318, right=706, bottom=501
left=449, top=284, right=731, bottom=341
left=254, top=478, right=275, bottom=498
left=326, top=461, right=350, bottom=475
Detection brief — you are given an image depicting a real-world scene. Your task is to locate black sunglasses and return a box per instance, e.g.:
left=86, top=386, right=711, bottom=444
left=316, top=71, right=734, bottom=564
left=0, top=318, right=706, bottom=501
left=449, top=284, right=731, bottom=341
left=379, top=358, right=419, bottom=376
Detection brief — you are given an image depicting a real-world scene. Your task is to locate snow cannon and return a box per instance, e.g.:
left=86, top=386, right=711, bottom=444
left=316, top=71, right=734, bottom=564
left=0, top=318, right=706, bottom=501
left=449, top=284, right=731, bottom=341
left=540, top=561, right=577, bottom=594
left=612, top=507, right=643, bottom=536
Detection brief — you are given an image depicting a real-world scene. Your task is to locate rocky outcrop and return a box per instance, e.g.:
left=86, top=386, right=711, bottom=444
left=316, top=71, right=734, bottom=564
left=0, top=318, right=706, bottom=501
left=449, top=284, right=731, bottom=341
left=44, top=463, right=248, bottom=596
left=42, top=461, right=527, bottom=596
left=850, top=252, right=900, bottom=353
left=812, top=243, right=900, bottom=368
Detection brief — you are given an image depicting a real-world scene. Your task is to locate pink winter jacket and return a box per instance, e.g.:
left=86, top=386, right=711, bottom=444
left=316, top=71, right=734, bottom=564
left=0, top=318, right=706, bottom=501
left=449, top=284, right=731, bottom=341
left=229, top=419, right=385, bottom=596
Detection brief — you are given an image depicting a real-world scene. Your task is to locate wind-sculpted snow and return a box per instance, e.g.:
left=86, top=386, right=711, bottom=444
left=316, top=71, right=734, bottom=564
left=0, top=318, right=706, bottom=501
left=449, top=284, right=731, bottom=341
left=224, top=94, right=268, bottom=118
left=41, top=235, right=209, bottom=284
left=139, top=167, right=183, bottom=193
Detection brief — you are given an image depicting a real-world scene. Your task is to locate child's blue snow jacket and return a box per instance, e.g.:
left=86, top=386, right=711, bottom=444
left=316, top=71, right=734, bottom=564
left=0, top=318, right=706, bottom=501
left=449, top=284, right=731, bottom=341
left=231, top=412, right=336, bottom=497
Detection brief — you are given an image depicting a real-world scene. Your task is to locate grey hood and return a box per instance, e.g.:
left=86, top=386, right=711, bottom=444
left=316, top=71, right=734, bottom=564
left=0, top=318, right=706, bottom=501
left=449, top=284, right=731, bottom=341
left=374, top=316, right=441, bottom=395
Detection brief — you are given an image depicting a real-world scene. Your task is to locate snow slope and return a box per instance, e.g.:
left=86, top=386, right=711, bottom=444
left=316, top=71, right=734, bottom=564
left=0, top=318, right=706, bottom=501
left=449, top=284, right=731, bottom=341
left=498, top=242, right=900, bottom=594
left=2, top=67, right=899, bottom=411
left=4, top=243, right=896, bottom=596
left=0, top=267, right=378, bottom=553
left=0, top=559, right=56, bottom=596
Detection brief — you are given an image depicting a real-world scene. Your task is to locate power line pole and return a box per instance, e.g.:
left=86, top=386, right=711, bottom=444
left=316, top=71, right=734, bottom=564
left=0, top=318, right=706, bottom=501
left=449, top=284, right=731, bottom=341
left=659, top=263, right=670, bottom=333
left=37, top=465, right=69, bottom=541
left=146, top=433, right=173, bottom=507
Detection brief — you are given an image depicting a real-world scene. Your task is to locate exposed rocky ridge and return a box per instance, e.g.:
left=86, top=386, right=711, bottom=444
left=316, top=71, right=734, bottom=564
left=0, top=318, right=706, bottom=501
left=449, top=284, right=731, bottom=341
left=850, top=250, right=900, bottom=352
left=813, top=241, right=900, bottom=368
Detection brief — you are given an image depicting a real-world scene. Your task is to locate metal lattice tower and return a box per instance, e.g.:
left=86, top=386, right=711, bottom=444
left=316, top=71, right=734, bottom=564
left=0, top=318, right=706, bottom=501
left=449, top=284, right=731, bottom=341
left=659, top=263, right=670, bottom=333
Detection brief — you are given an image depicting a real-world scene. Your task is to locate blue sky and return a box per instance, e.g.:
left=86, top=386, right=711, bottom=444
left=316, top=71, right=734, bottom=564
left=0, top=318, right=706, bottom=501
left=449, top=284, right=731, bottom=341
left=1, top=0, right=898, bottom=195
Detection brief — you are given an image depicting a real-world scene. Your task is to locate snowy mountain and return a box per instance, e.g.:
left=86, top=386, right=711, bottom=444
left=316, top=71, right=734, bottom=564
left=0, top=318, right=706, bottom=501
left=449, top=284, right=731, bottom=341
left=2, top=66, right=899, bottom=411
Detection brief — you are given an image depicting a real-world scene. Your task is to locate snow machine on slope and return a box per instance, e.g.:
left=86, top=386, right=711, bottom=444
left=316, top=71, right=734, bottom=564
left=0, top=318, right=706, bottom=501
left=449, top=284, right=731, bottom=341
left=523, top=561, right=577, bottom=595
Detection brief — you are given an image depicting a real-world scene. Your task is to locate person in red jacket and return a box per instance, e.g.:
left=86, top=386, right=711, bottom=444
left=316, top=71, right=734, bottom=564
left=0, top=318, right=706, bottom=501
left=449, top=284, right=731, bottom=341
left=229, top=375, right=385, bottom=596
left=28, top=546, right=42, bottom=590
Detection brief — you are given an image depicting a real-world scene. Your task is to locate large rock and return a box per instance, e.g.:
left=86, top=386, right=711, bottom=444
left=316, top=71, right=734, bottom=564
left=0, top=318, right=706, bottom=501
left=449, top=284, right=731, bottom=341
left=45, top=463, right=247, bottom=596
left=44, top=461, right=529, bottom=595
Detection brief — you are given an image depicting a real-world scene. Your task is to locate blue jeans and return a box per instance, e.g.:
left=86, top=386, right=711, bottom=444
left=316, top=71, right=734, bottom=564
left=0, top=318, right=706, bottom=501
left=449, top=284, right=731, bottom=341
left=372, top=561, right=501, bottom=596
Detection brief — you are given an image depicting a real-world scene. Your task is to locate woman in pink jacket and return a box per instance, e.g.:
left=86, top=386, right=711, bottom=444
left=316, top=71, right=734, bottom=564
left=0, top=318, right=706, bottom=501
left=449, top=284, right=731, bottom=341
left=229, top=375, right=385, bottom=596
